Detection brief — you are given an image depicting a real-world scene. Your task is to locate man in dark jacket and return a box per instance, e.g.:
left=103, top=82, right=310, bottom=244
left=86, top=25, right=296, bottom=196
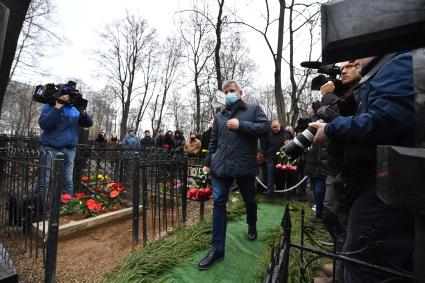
left=155, top=129, right=165, bottom=148
left=304, top=103, right=327, bottom=223
left=197, top=80, right=270, bottom=270
left=140, top=130, right=155, bottom=148
left=261, top=119, right=286, bottom=196
left=201, top=119, right=213, bottom=152
left=36, top=93, right=93, bottom=196
left=310, top=52, right=415, bottom=282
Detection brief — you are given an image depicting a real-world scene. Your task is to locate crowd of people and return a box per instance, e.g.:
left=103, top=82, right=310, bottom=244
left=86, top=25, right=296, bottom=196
left=36, top=53, right=416, bottom=282
left=94, top=125, right=213, bottom=156
left=196, top=49, right=415, bottom=283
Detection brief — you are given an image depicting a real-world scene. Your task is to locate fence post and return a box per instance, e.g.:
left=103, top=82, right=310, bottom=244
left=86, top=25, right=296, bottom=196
left=132, top=153, right=140, bottom=244
left=280, top=203, right=292, bottom=283
left=181, top=159, right=188, bottom=223
left=44, top=152, right=64, bottom=283
left=142, top=164, right=148, bottom=245
left=300, top=208, right=305, bottom=282
left=200, top=201, right=205, bottom=221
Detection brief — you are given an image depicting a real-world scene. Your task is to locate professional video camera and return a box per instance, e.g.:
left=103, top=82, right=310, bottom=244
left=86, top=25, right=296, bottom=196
left=33, top=80, right=88, bottom=110
left=300, top=61, right=349, bottom=94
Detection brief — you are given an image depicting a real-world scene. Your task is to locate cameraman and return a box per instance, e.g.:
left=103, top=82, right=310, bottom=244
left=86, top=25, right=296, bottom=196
left=310, top=52, right=415, bottom=282
left=36, top=94, right=93, bottom=197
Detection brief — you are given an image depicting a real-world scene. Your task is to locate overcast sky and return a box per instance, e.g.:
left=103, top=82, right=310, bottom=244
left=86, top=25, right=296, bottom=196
left=18, top=0, right=321, bottom=92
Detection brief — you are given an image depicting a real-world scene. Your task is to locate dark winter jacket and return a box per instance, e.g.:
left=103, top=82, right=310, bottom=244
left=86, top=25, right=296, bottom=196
left=174, top=130, right=186, bottom=152
left=140, top=136, right=155, bottom=148
left=155, top=135, right=165, bottom=147
left=201, top=128, right=212, bottom=151
left=39, top=104, right=93, bottom=148
left=304, top=142, right=328, bottom=178
left=261, top=129, right=286, bottom=159
left=325, top=52, right=415, bottom=180
left=163, top=134, right=174, bottom=149
left=205, top=100, right=270, bottom=178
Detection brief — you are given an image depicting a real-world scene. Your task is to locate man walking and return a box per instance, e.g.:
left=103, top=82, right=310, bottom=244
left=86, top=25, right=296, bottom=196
left=198, top=80, right=270, bottom=270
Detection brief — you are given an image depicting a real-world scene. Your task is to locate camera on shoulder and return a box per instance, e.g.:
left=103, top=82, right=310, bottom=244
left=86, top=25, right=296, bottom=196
left=33, top=80, right=88, bottom=110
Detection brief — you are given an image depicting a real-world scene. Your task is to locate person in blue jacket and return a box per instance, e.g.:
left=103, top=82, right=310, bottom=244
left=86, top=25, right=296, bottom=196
left=310, top=52, right=415, bottom=282
left=36, top=93, right=93, bottom=197
left=122, top=129, right=140, bottom=158
left=197, top=80, right=270, bottom=270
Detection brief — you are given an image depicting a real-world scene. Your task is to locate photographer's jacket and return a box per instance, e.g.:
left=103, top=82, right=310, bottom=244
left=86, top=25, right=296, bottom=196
left=205, top=100, right=270, bottom=178
left=39, top=104, right=93, bottom=148
left=324, top=52, right=415, bottom=178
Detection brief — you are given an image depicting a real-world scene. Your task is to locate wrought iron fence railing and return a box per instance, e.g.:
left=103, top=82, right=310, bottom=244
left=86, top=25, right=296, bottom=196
left=265, top=204, right=419, bottom=283
left=0, top=148, right=63, bottom=283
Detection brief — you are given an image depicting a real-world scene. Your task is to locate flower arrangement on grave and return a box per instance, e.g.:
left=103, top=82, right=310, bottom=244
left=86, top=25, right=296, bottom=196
left=275, top=148, right=298, bottom=172
left=60, top=174, right=126, bottom=217
left=186, top=171, right=212, bottom=201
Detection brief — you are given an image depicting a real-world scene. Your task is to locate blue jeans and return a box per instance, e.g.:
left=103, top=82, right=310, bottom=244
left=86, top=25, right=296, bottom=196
left=35, top=145, right=76, bottom=198
left=211, top=177, right=257, bottom=253
left=266, top=158, right=276, bottom=193
left=311, top=177, right=326, bottom=218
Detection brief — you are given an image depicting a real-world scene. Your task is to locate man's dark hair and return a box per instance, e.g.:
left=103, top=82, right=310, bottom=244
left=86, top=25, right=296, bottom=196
left=145, top=130, right=150, bottom=133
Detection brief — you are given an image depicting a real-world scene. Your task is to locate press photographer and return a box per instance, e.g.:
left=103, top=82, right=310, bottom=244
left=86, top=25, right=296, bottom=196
left=34, top=81, right=93, bottom=197
left=310, top=53, right=415, bottom=282
left=279, top=61, right=361, bottom=282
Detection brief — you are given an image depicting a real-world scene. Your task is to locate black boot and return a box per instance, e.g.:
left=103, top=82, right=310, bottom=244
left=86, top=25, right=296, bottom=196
left=197, top=250, right=225, bottom=270
left=248, top=225, right=257, bottom=241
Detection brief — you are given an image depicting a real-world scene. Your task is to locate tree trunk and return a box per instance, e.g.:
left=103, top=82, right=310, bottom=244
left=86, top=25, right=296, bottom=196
left=195, top=76, right=201, bottom=131
left=120, top=100, right=130, bottom=140
left=215, top=0, right=224, bottom=91
left=275, top=0, right=287, bottom=126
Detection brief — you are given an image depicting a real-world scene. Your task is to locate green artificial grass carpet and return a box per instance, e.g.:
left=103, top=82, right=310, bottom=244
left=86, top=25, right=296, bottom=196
left=159, top=202, right=284, bottom=283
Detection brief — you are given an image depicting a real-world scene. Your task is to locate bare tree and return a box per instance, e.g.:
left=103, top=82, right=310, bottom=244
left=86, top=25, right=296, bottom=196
left=134, top=48, right=158, bottom=133
left=1, top=81, right=39, bottom=135
left=10, top=0, right=60, bottom=80
left=179, top=10, right=215, bottom=131
left=287, top=0, right=320, bottom=125
left=97, top=14, right=156, bottom=140
left=150, top=37, right=182, bottom=136
left=231, top=0, right=287, bottom=125
left=220, top=31, right=256, bottom=88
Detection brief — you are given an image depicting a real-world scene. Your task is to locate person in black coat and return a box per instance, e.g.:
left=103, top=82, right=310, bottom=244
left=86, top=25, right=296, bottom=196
left=140, top=130, right=155, bottom=148
left=304, top=102, right=327, bottom=222
left=155, top=129, right=165, bottom=148
left=201, top=119, right=214, bottom=152
left=198, top=80, right=270, bottom=270
left=261, top=120, right=286, bottom=196
left=173, top=130, right=186, bottom=153
left=162, top=130, right=174, bottom=150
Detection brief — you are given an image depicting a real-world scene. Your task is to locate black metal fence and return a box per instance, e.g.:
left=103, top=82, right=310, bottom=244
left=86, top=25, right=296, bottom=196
left=0, top=148, right=63, bottom=283
left=266, top=204, right=418, bottom=283
left=132, top=155, right=188, bottom=244
left=0, top=145, right=211, bottom=281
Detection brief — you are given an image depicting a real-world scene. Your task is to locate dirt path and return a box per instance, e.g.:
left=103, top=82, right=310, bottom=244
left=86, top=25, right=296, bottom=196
left=7, top=200, right=212, bottom=283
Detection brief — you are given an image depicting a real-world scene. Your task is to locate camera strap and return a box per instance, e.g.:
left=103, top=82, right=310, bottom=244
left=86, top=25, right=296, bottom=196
left=325, top=52, right=397, bottom=110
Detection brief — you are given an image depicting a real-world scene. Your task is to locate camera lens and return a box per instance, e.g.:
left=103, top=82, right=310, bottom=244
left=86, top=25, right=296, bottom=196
left=281, top=120, right=322, bottom=160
